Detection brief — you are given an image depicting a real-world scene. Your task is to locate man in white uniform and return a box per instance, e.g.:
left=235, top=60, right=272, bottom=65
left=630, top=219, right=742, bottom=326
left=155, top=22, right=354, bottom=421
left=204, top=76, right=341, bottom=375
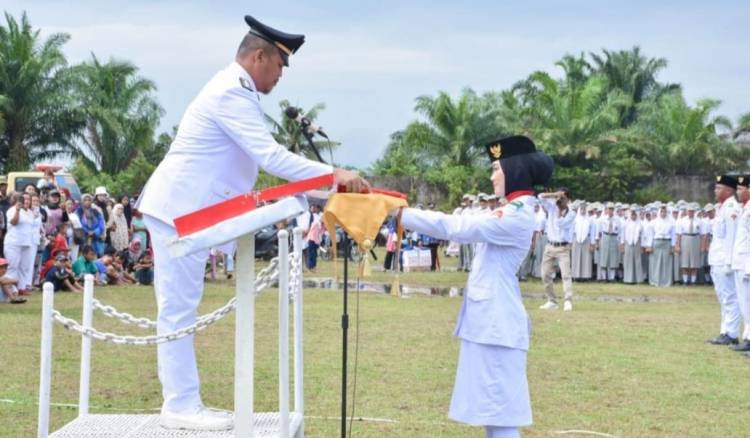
left=707, top=175, right=741, bottom=345
left=397, top=135, right=553, bottom=438
left=730, top=176, right=750, bottom=352
left=136, top=16, right=368, bottom=430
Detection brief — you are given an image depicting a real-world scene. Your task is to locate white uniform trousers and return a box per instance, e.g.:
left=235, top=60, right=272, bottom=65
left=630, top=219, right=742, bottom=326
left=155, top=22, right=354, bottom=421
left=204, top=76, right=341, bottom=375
left=144, top=215, right=210, bottom=412
left=710, top=266, right=741, bottom=339
left=24, top=243, right=39, bottom=288
left=3, top=243, right=33, bottom=290
left=734, top=271, right=750, bottom=341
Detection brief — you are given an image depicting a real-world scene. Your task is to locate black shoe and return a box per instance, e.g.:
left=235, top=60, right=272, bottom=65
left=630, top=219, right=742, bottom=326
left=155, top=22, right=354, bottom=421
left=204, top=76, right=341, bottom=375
left=730, top=340, right=750, bottom=351
left=707, top=334, right=739, bottom=345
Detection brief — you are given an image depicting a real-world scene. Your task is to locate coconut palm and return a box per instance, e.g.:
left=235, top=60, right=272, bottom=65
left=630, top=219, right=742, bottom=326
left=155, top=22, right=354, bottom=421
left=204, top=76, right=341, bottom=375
left=72, top=54, right=163, bottom=174
left=632, top=92, right=738, bottom=175
left=0, top=12, right=82, bottom=172
left=521, top=70, right=630, bottom=165
left=590, top=46, right=680, bottom=127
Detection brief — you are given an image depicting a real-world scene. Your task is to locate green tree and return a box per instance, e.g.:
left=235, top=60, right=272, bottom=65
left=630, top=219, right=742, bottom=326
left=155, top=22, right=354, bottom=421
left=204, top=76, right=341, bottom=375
left=72, top=54, right=163, bottom=174
left=631, top=92, right=739, bottom=175
left=0, top=11, right=82, bottom=172
left=589, top=46, right=679, bottom=126
left=265, top=99, right=339, bottom=163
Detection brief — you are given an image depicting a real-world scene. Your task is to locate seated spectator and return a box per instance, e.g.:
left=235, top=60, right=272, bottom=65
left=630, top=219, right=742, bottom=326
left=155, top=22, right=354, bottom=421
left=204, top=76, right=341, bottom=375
left=73, top=245, right=101, bottom=284
left=40, top=248, right=70, bottom=281
left=45, top=254, right=83, bottom=292
left=96, top=254, right=134, bottom=285
left=113, top=252, right=136, bottom=284
left=0, top=258, right=26, bottom=303
left=133, top=250, right=154, bottom=286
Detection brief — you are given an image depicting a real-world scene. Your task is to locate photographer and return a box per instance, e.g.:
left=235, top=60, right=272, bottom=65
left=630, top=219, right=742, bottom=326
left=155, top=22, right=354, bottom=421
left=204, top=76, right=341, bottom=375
left=538, top=188, right=576, bottom=311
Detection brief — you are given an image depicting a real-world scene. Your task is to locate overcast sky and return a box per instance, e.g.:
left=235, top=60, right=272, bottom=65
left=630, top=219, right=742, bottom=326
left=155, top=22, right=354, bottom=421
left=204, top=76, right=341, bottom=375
left=4, top=0, right=749, bottom=169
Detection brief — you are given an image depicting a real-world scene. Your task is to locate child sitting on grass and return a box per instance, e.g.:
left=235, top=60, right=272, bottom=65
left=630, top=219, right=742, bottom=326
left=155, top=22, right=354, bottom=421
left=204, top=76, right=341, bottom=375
left=0, top=258, right=26, bottom=304
left=45, top=254, right=83, bottom=292
left=133, top=249, right=154, bottom=286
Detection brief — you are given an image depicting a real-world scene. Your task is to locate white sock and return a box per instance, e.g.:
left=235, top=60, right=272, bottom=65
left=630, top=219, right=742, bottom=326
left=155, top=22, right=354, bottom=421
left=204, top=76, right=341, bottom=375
left=608, top=269, right=616, bottom=280
left=691, top=275, right=697, bottom=283
left=682, top=274, right=688, bottom=283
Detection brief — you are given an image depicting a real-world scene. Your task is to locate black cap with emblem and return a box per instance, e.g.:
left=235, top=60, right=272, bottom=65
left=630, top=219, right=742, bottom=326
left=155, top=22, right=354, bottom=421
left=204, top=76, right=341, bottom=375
left=715, top=175, right=738, bottom=190
left=244, top=15, right=304, bottom=66
left=737, top=175, right=750, bottom=188
left=484, top=135, right=554, bottom=194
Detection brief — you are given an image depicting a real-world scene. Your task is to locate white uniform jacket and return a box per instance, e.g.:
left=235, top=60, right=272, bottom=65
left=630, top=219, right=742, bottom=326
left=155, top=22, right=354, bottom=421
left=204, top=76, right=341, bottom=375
left=731, top=201, right=750, bottom=274
left=136, top=62, right=332, bottom=224
left=709, top=198, right=740, bottom=267
left=401, top=196, right=535, bottom=351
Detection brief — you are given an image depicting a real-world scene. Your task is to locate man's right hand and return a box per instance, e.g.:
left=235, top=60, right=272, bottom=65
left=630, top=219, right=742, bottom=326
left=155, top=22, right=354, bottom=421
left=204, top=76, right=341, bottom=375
left=333, top=168, right=370, bottom=194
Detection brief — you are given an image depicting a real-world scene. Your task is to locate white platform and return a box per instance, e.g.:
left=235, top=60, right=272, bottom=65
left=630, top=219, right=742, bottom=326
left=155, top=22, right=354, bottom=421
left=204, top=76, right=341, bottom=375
left=49, top=413, right=303, bottom=438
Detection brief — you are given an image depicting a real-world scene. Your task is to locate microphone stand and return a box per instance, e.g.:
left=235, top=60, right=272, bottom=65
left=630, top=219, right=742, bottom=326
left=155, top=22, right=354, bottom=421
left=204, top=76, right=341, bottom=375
left=300, top=125, right=326, bottom=164
left=300, top=125, right=347, bottom=436
left=341, top=233, right=349, bottom=438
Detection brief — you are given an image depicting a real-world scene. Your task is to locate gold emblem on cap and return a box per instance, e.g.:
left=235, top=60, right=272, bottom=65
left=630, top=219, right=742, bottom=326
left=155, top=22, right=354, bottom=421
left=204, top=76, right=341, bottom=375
left=489, top=144, right=502, bottom=159
left=740, top=176, right=745, bottom=184
left=274, top=41, right=292, bottom=55
left=716, top=176, right=721, bottom=182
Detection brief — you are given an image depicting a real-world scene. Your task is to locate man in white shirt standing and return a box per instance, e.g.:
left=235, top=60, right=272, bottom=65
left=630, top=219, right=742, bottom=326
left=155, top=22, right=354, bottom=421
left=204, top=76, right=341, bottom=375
left=700, top=204, right=715, bottom=284
left=707, top=175, right=741, bottom=345
left=136, top=16, right=368, bottom=430
left=538, top=189, right=576, bottom=311
left=729, top=176, right=750, bottom=352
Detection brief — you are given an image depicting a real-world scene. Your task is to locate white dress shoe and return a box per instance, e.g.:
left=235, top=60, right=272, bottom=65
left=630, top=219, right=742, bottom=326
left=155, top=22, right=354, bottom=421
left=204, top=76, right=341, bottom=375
left=539, top=301, right=559, bottom=310
left=563, top=300, right=573, bottom=312
left=160, top=405, right=234, bottom=431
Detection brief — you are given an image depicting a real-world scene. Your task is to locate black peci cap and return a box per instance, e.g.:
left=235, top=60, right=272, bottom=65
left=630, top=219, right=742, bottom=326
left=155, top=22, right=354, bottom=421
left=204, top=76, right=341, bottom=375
left=716, top=175, right=738, bottom=190
left=244, top=15, right=304, bottom=66
left=737, top=175, right=750, bottom=188
left=484, top=135, right=537, bottom=162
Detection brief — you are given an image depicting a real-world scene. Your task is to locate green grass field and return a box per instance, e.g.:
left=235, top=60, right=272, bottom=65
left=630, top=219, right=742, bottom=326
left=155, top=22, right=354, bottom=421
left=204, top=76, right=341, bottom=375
left=2, top=252, right=750, bottom=437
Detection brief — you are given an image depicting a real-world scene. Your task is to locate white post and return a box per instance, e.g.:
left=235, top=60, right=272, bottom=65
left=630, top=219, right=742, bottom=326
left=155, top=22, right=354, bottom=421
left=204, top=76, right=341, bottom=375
left=78, top=275, right=94, bottom=417
left=293, top=227, right=305, bottom=438
left=235, top=234, right=255, bottom=437
left=278, top=230, right=290, bottom=438
left=37, top=282, right=55, bottom=438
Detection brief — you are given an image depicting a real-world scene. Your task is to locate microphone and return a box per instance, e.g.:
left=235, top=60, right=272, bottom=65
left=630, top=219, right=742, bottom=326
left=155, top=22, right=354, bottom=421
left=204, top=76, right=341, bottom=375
left=284, top=107, right=329, bottom=139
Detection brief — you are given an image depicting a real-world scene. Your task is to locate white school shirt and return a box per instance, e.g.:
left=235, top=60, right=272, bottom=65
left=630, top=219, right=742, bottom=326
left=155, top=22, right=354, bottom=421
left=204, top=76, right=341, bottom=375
left=620, top=218, right=642, bottom=246
left=676, top=216, right=700, bottom=235
left=537, top=197, right=575, bottom=243
left=574, top=214, right=594, bottom=243
left=651, top=216, right=676, bottom=245
left=596, top=214, right=622, bottom=240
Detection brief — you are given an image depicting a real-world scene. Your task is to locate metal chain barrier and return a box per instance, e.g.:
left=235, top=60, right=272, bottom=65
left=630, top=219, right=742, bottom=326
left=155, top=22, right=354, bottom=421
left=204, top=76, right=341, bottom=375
left=51, top=252, right=301, bottom=346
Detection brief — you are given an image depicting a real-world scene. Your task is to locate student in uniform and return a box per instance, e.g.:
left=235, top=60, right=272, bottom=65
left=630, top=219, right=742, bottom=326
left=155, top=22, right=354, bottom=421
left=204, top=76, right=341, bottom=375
left=649, top=203, right=675, bottom=287
left=675, top=203, right=702, bottom=285
left=706, top=176, right=741, bottom=345
left=620, top=206, right=643, bottom=284
left=730, top=176, right=750, bottom=353
left=396, top=135, right=553, bottom=438
left=596, top=202, right=621, bottom=282
left=135, top=16, right=369, bottom=430
left=571, top=203, right=595, bottom=281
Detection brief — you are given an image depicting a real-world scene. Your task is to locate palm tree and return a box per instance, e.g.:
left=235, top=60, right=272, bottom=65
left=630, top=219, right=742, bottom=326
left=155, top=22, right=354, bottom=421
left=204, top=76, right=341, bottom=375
left=265, top=100, right=339, bottom=164
left=72, top=54, right=163, bottom=174
left=589, top=46, right=680, bottom=127
left=521, top=70, right=630, bottom=164
left=632, top=92, right=739, bottom=175
left=0, top=12, right=83, bottom=172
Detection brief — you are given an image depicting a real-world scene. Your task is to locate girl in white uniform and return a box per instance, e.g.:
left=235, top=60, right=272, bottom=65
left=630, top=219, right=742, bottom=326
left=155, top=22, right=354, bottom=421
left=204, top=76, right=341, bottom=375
left=398, top=135, right=553, bottom=438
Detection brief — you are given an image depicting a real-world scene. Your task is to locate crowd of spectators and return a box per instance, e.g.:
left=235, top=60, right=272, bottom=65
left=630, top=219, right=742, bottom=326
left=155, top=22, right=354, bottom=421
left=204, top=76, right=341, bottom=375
left=0, top=176, right=153, bottom=304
